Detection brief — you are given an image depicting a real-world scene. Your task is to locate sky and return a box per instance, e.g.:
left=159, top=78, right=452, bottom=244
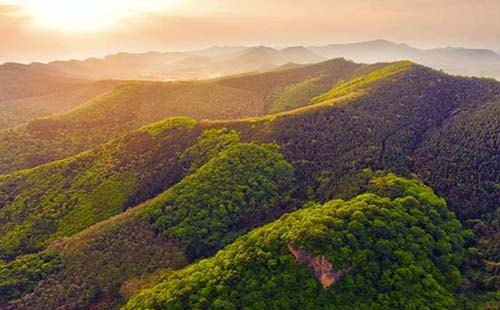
left=1, top=0, right=499, bottom=63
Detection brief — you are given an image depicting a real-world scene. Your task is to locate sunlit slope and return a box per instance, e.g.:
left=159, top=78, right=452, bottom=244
left=0, top=58, right=379, bottom=174
left=0, top=62, right=120, bottom=128
left=0, top=63, right=85, bottom=102
left=1, top=130, right=295, bottom=310
left=218, top=57, right=383, bottom=111
left=124, top=174, right=467, bottom=310
left=0, top=117, right=200, bottom=260
left=203, top=62, right=500, bottom=237
left=247, top=64, right=499, bottom=210
left=0, top=80, right=120, bottom=129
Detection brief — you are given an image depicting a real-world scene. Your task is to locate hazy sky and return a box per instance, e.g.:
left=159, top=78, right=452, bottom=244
left=1, top=0, right=499, bottom=63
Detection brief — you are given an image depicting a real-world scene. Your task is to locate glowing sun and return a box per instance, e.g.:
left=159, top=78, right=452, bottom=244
left=14, top=0, right=179, bottom=33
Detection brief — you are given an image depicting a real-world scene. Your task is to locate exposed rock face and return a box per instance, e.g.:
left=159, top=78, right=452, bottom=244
left=287, top=244, right=350, bottom=288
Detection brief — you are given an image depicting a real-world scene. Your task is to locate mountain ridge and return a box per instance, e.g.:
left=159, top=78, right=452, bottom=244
left=0, top=58, right=381, bottom=174
left=2, top=40, right=499, bottom=80
left=0, top=58, right=498, bottom=309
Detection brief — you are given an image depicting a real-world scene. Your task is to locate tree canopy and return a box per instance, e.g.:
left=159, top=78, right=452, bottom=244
left=125, top=174, right=468, bottom=310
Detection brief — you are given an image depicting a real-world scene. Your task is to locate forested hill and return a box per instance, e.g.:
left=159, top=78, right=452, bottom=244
left=0, top=173, right=473, bottom=309
left=0, top=59, right=499, bottom=309
left=0, top=128, right=296, bottom=309
left=0, top=61, right=498, bottom=260
left=0, top=62, right=120, bottom=129
left=0, top=58, right=382, bottom=174
left=1, top=59, right=498, bottom=175
left=125, top=174, right=468, bottom=310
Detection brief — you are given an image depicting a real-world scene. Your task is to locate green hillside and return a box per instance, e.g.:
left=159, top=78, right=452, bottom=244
left=414, top=98, right=500, bottom=221
left=124, top=174, right=468, bottom=310
left=210, top=63, right=499, bottom=223
left=1, top=129, right=294, bottom=309
left=0, top=63, right=122, bottom=129
left=0, top=58, right=378, bottom=174
left=0, top=117, right=199, bottom=260
left=414, top=98, right=500, bottom=296
left=0, top=61, right=435, bottom=260
left=0, top=80, right=120, bottom=129
left=0, top=60, right=499, bottom=309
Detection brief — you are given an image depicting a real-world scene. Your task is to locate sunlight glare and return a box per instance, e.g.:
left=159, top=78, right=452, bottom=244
left=17, top=0, right=179, bottom=32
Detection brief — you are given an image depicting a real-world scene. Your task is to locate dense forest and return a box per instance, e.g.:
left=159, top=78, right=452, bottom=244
left=124, top=174, right=468, bottom=310
left=0, top=59, right=498, bottom=309
left=0, top=129, right=295, bottom=309
left=0, top=58, right=381, bottom=174
left=0, top=117, right=199, bottom=260
left=0, top=79, right=119, bottom=130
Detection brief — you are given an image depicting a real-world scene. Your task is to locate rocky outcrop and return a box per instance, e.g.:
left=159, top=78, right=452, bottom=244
left=287, top=245, right=351, bottom=288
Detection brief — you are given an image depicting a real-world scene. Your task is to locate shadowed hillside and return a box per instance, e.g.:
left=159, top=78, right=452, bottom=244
left=0, top=117, right=200, bottom=260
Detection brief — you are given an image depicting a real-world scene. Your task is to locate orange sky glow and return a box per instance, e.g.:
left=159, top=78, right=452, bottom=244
left=1, top=0, right=499, bottom=63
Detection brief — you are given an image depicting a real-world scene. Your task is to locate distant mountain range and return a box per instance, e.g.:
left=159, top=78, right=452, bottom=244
left=309, top=39, right=500, bottom=78
left=1, top=40, right=499, bottom=83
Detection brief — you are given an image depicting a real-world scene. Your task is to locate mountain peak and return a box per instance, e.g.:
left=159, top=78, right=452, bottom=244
left=280, top=46, right=307, bottom=51
left=368, top=39, right=395, bottom=45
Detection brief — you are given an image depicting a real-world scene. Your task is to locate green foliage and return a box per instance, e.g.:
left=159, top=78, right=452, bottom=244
left=0, top=251, right=62, bottom=304
left=414, top=99, right=500, bottom=221
left=0, top=81, right=258, bottom=174
left=0, top=117, right=198, bottom=260
left=266, top=65, right=500, bottom=208
left=457, top=291, right=500, bottom=310
left=2, top=206, right=187, bottom=310
left=310, top=61, right=414, bottom=105
left=0, top=58, right=372, bottom=174
left=1, top=60, right=500, bottom=308
left=120, top=269, right=174, bottom=301
left=179, top=128, right=241, bottom=173
left=143, top=142, right=295, bottom=258
left=1, top=130, right=295, bottom=309
left=412, top=99, right=500, bottom=299
left=269, top=76, right=328, bottom=113
left=124, top=174, right=468, bottom=310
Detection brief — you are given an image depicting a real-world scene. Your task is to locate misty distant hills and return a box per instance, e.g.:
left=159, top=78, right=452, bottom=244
left=308, top=39, right=500, bottom=78
left=0, top=46, right=324, bottom=82
left=1, top=39, right=498, bottom=128
left=2, top=40, right=499, bottom=82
